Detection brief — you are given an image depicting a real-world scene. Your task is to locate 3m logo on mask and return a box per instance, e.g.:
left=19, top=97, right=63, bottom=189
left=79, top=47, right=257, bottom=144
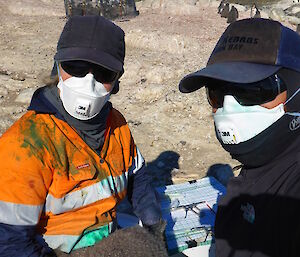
left=217, top=128, right=238, bottom=144
left=75, top=102, right=90, bottom=117
left=222, top=131, right=230, bottom=137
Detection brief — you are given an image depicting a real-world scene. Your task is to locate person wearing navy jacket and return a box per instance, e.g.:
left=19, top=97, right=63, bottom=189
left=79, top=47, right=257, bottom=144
left=179, top=18, right=300, bottom=257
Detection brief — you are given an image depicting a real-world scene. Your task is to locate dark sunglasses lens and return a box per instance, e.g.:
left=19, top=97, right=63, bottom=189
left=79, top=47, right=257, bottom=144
left=61, top=61, right=90, bottom=77
left=206, top=87, right=224, bottom=108
left=61, top=61, right=118, bottom=82
left=232, top=86, right=267, bottom=106
left=93, top=66, right=118, bottom=83
left=207, top=74, right=287, bottom=108
left=234, top=75, right=286, bottom=106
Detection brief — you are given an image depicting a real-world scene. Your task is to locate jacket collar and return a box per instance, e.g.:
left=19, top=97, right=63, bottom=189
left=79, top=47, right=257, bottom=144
left=28, top=86, right=65, bottom=120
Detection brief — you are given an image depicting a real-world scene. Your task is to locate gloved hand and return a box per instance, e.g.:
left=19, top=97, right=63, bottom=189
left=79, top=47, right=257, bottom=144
left=143, top=219, right=167, bottom=242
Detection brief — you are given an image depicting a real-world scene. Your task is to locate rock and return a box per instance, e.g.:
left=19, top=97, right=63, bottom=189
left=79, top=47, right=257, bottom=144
left=251, top=4, right=261, bottom=19
left=286, top=14, right=300, bottom=25
left=15, top=87, right=35, bottom=104
left=295, top=11, right=300, bottom=18
left=0, top=117, right=14, bottom=132
left=137, top=0, right=221, bottom=15
left=253, top=9, right=261, bottom=18
left=269, top=8, right=286, bottom=22
left=250, top=3, right=257, bottom=18
left=227, top=5, right=238, bottom=23
left=64, top=0, right=138, bottom=20
left=11, top=72, right=26, bottom=81
left=220, top=3, right=229, bottom=18
left=217, top=0, right=226, bottom=14
left=179, top=140, right=187, bottom=146
left=8, top=0, right=64, bottom=17
left=125, top=29, right=190, bottom=55
left=284, top=3, right=300, bottom=16
left=135, top=84, right=165, bottom=103
left=297, top=24, right=300, bottom=34
left=120, top=61, right=142, bottom=83
left=233, top=3, right=246, bottom=13
left=269, top=4, right=300, bottom=25
left=0, top=87, right=8, bottom=97
left=128, top=120, right=142, bottom=126
left=159, top=0, right=200, bottom=16
left=171, top=168, right=180, bottom=175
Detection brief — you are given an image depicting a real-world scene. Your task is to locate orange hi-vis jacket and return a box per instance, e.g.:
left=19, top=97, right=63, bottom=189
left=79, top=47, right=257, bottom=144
left=0, top=108, right=144, bottom=253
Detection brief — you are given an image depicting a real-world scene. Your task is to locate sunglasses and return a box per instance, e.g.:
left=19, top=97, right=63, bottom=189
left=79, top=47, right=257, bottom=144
left=61, top=60, right=119, bottom=83
left=206, top=74, right=287, bottom=108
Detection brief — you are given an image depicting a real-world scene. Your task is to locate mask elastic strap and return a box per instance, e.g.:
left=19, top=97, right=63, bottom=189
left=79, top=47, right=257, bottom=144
left=56, top=61, right=62, bottom=81
left=286, top=112, right=300, bottom=117
left=284, top=86, right=300, bottom=105
left=283, top=86, right=300, bottom=117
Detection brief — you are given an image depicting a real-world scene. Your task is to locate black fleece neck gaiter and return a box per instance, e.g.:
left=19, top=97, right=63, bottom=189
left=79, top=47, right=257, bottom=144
left=218, top=114, right=300, bottom=167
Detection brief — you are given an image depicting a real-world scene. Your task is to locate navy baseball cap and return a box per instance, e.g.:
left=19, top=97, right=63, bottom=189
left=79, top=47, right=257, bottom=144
left=54, top=15, right=125, bottom=72
left=179, top=18, right=300, bottom=93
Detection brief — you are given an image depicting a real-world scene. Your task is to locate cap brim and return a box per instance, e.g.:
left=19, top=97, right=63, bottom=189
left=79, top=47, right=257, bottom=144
left=179, top=62, right=281, bottom=93
left=54, top=47, right=123, bottom=72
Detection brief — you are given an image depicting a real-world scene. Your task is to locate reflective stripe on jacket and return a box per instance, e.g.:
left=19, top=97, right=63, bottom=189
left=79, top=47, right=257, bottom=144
left=0, top=108, right=143, bottom=253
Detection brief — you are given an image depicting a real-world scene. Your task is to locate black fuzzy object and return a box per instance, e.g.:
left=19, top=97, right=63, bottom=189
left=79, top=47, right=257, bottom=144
left=54, top=226, right=168, bottom=257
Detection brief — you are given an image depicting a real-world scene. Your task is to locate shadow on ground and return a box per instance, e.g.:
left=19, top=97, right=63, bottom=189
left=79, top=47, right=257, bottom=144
left=147, top=150, right=180, bottom=187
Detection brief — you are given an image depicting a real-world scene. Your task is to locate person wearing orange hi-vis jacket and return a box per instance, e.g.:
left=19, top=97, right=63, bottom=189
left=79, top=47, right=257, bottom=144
left=0, top=15, right=164, bottom=257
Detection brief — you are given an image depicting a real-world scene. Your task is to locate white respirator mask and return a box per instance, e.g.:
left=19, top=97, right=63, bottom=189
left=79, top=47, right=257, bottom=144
left=214, top=95, right=285, bottom=144
left=57, top=65, right=111, bottom=120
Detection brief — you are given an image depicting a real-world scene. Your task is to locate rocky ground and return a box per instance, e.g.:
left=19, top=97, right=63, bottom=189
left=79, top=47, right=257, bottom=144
left=0, top=0, right=297, bottom=186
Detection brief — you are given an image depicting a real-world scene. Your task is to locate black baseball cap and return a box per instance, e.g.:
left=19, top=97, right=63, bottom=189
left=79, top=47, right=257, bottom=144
left=179, top=18, right=300, bottom=93
left=54, top=15, right=125, bottom=73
